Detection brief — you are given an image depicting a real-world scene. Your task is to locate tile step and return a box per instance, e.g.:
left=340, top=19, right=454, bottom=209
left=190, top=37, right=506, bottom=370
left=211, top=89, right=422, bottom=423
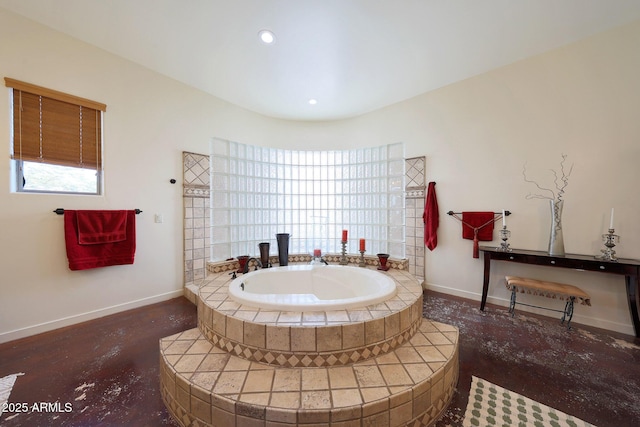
left=160, top=319, right=459, bottom=426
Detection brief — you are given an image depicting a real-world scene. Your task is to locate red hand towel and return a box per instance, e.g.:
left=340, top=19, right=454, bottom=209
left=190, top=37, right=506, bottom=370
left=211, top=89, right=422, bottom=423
left=77, top=210, right=128, bottom=244
left=64, top=210, right=136, bottom=270
left=423, top=182, right=439, bottom=251
left=461, top=212, right=494, bottom=258
left=461, top=212, right=495, bottom=240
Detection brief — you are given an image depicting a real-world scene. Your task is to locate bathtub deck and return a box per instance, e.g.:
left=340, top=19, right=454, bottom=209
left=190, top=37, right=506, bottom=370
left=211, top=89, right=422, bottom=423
left=196, top=268, right=425, bottom=367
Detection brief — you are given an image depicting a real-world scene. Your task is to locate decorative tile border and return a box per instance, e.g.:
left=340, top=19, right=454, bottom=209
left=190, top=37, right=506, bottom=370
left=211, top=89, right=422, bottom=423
left=183, top=185, right=210, bottom=198
left=205, top=255, right=408, bottom=275
left=198, top=316, right=422, bottom=368
left=406, top=189, right=425, bottom=198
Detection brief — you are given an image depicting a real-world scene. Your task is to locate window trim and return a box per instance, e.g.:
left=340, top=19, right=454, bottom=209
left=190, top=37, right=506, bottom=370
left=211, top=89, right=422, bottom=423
left=4, top=78, right=107, bottom=111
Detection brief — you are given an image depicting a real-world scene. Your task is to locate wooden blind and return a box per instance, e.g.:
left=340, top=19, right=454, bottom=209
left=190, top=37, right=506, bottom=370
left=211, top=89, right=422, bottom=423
left=5, top=78, right=106, bottom=170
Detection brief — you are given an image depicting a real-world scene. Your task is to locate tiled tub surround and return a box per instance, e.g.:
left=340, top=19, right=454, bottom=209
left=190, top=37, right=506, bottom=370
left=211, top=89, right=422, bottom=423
left=197, top=267, right=423, bottom=366
left=184, top=254, right=409, bottom=305
left=162, top=264, right=459, bottom=426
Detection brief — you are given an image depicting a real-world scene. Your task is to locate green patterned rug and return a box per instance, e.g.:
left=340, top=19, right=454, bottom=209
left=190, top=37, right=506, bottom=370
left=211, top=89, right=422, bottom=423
left=463, top=376, right=596, bottom=427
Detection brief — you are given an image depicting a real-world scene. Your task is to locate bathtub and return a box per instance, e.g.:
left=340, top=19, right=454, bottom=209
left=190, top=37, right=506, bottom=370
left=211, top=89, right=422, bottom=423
left=228, top=265, right=397, bottom=311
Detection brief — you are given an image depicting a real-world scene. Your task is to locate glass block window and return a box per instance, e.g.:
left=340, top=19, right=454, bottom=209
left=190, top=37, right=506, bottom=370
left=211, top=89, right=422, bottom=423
left=210, top=139, right=405, bottom=261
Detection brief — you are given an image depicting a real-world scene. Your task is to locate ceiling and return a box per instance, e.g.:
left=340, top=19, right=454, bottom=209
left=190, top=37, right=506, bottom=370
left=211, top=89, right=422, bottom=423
left=3, top=0, right=640, bottom=121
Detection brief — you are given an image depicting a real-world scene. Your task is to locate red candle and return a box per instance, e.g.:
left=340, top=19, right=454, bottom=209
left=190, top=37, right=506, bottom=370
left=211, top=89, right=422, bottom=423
left=342, top=230, right=348, bottom=242
left=359, top=238, right=366, bottom=251
left=314, top=249, right=321, bottom=257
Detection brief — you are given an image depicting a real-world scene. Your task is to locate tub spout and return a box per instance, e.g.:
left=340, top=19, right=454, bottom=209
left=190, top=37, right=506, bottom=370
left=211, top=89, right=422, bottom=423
left=243, top=257, right=262, bottom=273
left=310, top=255, right=329, bottom=266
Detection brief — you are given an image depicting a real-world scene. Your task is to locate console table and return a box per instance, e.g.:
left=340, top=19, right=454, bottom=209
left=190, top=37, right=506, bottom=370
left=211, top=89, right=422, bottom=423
left=479, top=246, right=640, bottom=337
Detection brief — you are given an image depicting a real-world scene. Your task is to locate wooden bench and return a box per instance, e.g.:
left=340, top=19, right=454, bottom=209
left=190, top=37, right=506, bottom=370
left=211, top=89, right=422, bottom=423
left=505, top=276, right=591, bottom=329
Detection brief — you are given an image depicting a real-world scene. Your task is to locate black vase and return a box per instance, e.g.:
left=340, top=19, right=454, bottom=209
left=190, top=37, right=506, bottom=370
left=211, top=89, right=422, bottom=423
left=258, top=242, right=270, bottom=268
left=276, top=233, right=290, bottom=266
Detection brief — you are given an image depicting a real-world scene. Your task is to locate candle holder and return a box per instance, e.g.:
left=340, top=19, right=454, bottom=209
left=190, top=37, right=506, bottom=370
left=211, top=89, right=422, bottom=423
left=596, top=229, right=620, bottom=262
left=377, top=253, right=390, bottom=271
left=496, top=226, right=512, bottom=252
left=236, top=255, right=250, bottom=273
left=358, top=250, right=366, bottom=267
left=339, top=240, right=349, bottom=265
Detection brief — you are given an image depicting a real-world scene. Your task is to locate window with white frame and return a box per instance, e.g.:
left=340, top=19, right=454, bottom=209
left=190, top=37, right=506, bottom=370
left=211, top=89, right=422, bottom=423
left=6, top=78, right=105, bottom=195
left=210, top=138, right=405, bottom=260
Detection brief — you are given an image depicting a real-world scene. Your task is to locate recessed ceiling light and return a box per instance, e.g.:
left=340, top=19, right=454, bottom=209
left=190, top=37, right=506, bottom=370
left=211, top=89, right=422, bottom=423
left=258, top=29, right=275, bottom=44
left=308, top=99, right=318, bottom=105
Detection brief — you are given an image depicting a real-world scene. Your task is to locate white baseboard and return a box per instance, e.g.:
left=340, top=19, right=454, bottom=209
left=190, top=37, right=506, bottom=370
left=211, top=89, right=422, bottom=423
left=424, top=282, right=635, bottom=337
left=0, top=289, right=184, bottom=344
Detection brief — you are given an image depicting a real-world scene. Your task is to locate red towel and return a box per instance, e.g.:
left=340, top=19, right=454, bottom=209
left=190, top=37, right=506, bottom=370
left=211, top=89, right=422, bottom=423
left=423, top=182, right=439, bottom=251
left=77, top=210, right=128, bottom=244
left=461, top=212, right=494, bottom=258
left=64, top=210, right=136, bottom=270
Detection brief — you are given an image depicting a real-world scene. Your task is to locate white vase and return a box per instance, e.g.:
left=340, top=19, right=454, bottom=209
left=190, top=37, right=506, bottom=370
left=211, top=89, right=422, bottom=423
left=548, top=199, right=565, bottom=256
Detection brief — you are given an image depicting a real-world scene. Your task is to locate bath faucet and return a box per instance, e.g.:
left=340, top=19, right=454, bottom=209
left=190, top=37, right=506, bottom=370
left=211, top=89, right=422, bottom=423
left=243, top=257, right=262, bottom=273
left=310, top=256, right=329, bottom=265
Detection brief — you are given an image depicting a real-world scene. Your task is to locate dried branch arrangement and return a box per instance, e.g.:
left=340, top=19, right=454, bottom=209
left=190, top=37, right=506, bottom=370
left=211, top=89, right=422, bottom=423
left=522, top=154, right=573, bottom=202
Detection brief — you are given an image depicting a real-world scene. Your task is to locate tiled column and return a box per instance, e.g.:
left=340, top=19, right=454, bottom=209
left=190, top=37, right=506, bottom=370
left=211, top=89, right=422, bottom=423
left=405, top=157, right=426, bottom=284
left=183, top=152, right=210, bottom=288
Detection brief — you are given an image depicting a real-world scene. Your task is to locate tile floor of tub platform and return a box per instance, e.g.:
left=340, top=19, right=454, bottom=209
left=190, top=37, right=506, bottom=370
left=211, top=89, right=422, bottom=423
left=1, top=292, right=638, bottom=426
left=159, top=319, right=458, bottom=426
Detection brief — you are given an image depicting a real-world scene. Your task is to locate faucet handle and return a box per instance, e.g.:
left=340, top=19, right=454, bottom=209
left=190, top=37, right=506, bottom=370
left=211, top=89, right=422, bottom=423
left=229, top=271, right=237, bottom=279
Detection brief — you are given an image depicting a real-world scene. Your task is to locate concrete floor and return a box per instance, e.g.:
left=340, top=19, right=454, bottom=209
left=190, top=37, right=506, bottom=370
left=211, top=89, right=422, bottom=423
left=0, top=291, right=638, bottom=426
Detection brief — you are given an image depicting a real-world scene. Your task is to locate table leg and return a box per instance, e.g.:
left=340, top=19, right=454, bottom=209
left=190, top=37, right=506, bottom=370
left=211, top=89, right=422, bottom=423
left=625, top=273, right=640, bottom=338
left=481, top=252, right=491, bottom=311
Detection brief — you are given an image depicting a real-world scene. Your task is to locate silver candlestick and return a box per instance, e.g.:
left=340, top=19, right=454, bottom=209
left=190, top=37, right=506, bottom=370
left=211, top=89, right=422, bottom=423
left=358, top=250, right=366, bottom=267
left=596, top=228, right=619, bottom=262
left=496, top=226, right=512, bottom=252
left=339, top=240, right=348, bottom=265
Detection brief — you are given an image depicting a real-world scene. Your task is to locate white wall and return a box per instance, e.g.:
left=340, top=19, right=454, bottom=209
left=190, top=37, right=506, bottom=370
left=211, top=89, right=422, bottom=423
left=0, top=9, right=284, bottom=342
left=269, top=20, right=640, bottom=335
left=1, top=8, right=638, bottom=341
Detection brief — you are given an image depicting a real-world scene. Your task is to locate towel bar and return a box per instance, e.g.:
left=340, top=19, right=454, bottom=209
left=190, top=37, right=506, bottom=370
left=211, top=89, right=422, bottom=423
left=53, top=208, right=142, bottom=215
left=447, top=210, right=511, bottom=216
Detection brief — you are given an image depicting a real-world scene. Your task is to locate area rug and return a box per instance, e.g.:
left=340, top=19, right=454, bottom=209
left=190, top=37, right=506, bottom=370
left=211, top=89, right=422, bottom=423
left=0, top=373, right=24, bottom=420
left=463, top=376, right=596, bottom=427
